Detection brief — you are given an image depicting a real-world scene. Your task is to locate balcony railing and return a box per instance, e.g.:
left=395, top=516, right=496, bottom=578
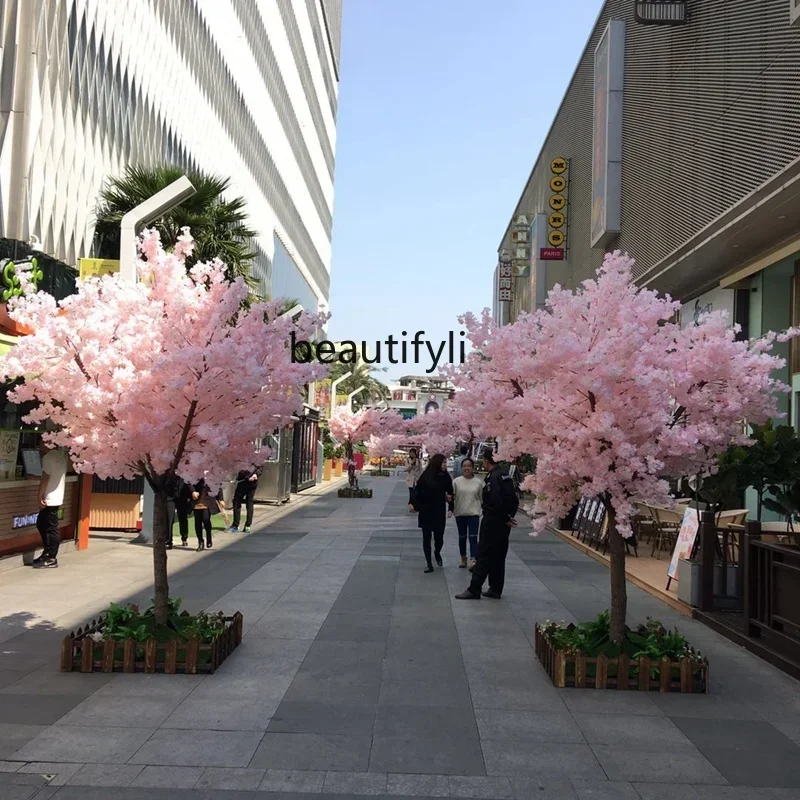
left=634, top=0, right=687, bottom=25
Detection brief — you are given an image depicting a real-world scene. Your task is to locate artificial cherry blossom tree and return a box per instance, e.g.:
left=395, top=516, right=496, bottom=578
left=0, top=230, right=326, bottom=625
left=457, top=251, right=796, bottom=642
left=329, top=406, right=404, bottom=488
left=367, top=433, right=403, bottom=472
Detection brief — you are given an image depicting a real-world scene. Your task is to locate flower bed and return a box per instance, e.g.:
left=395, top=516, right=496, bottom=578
left=368, top=470, right=392, bottom=477
left=61, top=599, right=243, bottom=675
left=534, top=613, right=708, bottom=692
left=338, top=487, right=373, bottom=498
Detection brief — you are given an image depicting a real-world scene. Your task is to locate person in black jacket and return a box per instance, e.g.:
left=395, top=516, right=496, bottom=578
left=411, top=453, right=454, bottom=573
left=229, top=466, right=262, bottom=533
left=455, top=449, right=519, bottom=599
left=166, top=475, right=192, bottom=549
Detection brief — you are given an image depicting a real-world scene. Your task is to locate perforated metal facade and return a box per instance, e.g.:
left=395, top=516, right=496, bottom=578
left=500, top=0, right=800, bottom=320
left=0, top=0, right=340, bottom=307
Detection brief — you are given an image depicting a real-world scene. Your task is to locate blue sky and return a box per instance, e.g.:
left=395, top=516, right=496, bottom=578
left=327, top=0, right=603, bottom=379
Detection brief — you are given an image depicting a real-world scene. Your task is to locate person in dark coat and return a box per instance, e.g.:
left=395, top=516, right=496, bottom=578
left=192, top=478, right=222, bottom=551
left=456, top=449, right=519, bottom=600
left=166, top=475, right=192, bottom=549
left=229, top=466, right=263, bottom=533
left=411, top=453, right=454, bottom=573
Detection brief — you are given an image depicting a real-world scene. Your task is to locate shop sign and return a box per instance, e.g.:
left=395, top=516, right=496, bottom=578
left=550, top=175, right=567, bottom=193
left=79, top=258, right=120, bottom=280
left=550, top=158, right=567, bottom=175
left=548, top=230, right=565, bottom=247
left=540, top=248, right=565, bottom=260
left=12, top=507, right=63, bottom=529
left=549, top=195, right=566, bottom=211
left=511, top=259, right=528, bottom=277
left=549, top=212, right=565, bottom=229
left=591, top=20, right=625, bottom=247
left=1, top=258, right=43, bottom=303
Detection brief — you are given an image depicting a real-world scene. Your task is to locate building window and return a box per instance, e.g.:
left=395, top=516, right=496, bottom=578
left=792, top=261, right=800, bottom=375
left=634, top=1, right=687, bottom=25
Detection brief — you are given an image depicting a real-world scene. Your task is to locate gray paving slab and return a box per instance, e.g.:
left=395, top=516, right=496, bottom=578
left=368, top=734, right=485, bottom=776
left=65, top=763, right=145, bottom=786
left=267, top=700, right=378, bottom=736
left=193, top=767, right=266, bottom=791
left=480, top=741, right=604, bottom=780
left=128, top=730, right=264, bottom=768
left=323, top=770, right=388, bottom=795
left=574, top=712, right=697, bottom=749
left=590, top=745, right=726, bottom=784
left=54, top=693, right=180, bottom=728
left=0, top=786, right=39, bottom=800
left=12, top=725, right=154, bottom=764
left=132, top=765, right=204, bottom=788
left=386, top=773, right=450, bottom=797
left=258, top=768, right=326, bottom=792
left=475, top=708, right=583, bottom=743
left=249, top=732, right=372, bottom=772
left=0, top=724, right=49, bottom=760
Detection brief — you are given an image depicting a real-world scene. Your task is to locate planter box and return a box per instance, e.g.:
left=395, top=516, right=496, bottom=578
left=61, top=612, right=243, bottom=675
left=338, top=487, right=373, bottom=498
left=677, top=559, right=739, bottom=608
left=534, top=624, right=708, bottom=693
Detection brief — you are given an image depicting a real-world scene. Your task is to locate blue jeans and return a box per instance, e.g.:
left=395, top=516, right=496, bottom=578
left=456, top=515, right=479, bottom=559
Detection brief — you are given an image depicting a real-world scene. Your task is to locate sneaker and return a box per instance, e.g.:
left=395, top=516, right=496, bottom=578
left=423, top=565, right=434, bottom=574
left=31, top=554, right=47, bottom=566
left=459, top=556, right=468, bottom=569
left=455, top=589, right=480, bottom=600
left=206, top=540, right=213, bottom=549
left=34, top=557, right=58, bottom=569
left=196, top=542, right=205, bottom=552
left=181, top=539, right=188, bottom=547
left=227, top=526, right=240, bottom=533
left=243, top=527, right=251, bottom=534
left=435, top=554, right=443, bottom=567
left=468, top=559, right=476, bottom=571
left=482, top=589, right=501, bottom=600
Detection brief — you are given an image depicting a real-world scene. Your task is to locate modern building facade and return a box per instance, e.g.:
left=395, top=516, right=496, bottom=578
left=0, top=0, right=341, bottom=309
left=496, top=0, right=800, bottom=419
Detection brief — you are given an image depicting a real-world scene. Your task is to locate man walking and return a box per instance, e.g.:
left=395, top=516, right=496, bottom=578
left=452, top=445, right=469, bottom=478
left=228, top=466, right=262, bottom=533
left=455, top=449, right=518, bottom=600
left=33, top=442, right=68, bottom=569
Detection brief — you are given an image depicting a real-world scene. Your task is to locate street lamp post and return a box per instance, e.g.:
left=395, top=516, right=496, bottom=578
left=347, top=385, right=367, bottom=410
left=330, top=372, right=352, bottom=419
left=121, top=176, right=197, bottom=542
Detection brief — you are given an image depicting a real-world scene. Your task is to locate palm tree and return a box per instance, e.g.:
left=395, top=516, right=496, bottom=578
left=94, top=165, right=258, bottom=288
left=330, top=359, right=390, bottom=410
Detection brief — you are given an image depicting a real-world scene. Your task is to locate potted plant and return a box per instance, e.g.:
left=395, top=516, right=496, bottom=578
left=535, top=612, right=708, bottom=692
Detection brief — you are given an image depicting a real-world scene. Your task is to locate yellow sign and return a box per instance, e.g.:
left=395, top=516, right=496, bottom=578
left=549, top=212, right=565, bottom=229
left=550, top=157, right=568, bottom=175
left=550, top=175, right=567, bottom=193
left=548, top=229, right=566, bottom=247
left=549, top=195, right=566, bottom=212
left=78, top=258, right=120, bottom=280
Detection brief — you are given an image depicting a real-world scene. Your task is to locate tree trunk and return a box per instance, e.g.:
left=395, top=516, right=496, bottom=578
left=606, top=504, right=627, bottom=644
left=347, top=442, right=357, bottom=488
left=152, top=488, right=170, bottom=627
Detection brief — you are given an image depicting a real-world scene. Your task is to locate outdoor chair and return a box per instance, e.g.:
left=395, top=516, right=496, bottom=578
left=647, top=505, right=684, bottom=559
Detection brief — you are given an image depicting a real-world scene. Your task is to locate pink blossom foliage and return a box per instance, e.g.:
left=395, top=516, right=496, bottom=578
left=455, top=251, right=794, bottom=537
left=367, top=433, right=403, bottom=461
left=329, top=406, right=404, bottom=450
left=0, top=229, right=327, bottom=493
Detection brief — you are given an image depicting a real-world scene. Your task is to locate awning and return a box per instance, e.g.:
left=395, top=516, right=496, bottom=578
left=638, top=154, right=800, bottom=300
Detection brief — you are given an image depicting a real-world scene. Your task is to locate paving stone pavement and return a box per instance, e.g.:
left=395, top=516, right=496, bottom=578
left=1, top=476, right=800, bottom=799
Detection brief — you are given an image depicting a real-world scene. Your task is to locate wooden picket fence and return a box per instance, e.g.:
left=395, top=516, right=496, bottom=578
left=61, top=612, right=243, bottom=675
left=534, top=624, right=708, bottom=693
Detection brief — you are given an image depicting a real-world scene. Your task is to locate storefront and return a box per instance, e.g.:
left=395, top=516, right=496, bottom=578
left=291, top=406, right=320, bottom=492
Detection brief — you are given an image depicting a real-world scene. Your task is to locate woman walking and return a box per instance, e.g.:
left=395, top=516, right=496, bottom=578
left=405, top=448, right=423, bottom=511
left=411, top=453, right=453, bottom=573
left=192, top=478, right=214, bottom=551
left=452, top=457, right=482, bottom=570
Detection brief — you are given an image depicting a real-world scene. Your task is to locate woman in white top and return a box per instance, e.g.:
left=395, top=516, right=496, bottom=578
left=452, top=457, right=483, bottom=570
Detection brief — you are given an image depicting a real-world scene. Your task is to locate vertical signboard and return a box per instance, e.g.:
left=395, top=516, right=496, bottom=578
left=529, top=214, right=548, bottom=311
left=591, top=20, right=625, bottom=248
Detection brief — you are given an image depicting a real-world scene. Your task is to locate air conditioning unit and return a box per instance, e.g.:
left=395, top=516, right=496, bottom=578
left=634, top=0, right=687, bottom=25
